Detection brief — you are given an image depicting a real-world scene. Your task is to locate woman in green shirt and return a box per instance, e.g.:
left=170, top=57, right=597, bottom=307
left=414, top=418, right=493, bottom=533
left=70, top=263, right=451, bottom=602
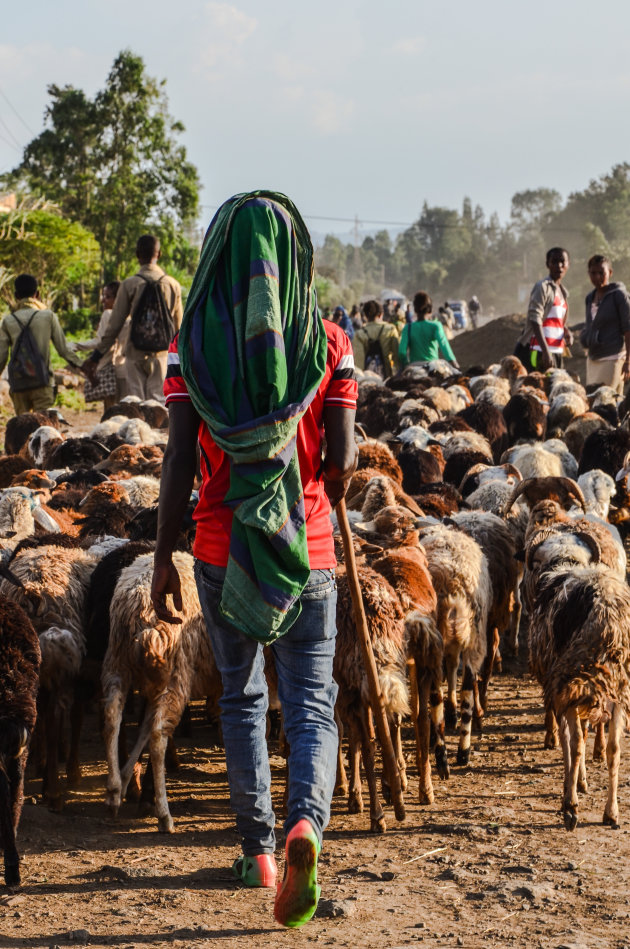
left=399, top=292, right=459, bottom=367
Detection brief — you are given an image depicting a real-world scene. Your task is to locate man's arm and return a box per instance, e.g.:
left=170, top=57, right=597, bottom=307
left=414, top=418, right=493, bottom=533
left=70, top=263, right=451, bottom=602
left=321, top=404, right=358, bottom=507
left=527, top=281, right=552, bottom=370
left=170, top=280, right=183, bottom=331
left=0, top=321, right=10, bottom=375
left=151, top=400, right=200, bottom=622
left=88, top=281, right=133, bottom=362
left=50, top=313, right=83, bottom=368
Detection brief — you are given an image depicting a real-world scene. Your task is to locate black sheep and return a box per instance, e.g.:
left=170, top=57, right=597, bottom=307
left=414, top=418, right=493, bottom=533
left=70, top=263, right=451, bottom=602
left=398, top=446, right=443, bottom=494
left=458, top=401, right=509, bottom=462
left=503, top=391, right=547, bottom=444
left=0, top=596, right=40, bottom=886
left=48, top=438, right=110, bottom=471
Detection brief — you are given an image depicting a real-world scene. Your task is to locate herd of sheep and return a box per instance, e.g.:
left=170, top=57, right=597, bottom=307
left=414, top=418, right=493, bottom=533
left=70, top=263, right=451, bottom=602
left=1, top=355, right=630, bottom=889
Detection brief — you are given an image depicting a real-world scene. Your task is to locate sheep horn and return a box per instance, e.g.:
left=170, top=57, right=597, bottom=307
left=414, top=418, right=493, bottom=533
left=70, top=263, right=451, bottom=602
left=503, top=476, right=587, bottom=517
left=354, top=423, right=369, bottom=442
left=572, top=529, right=601, bottom=564
left=0, top=563, right=24, bottom=589
left=32, top=506, right=61, bottom=533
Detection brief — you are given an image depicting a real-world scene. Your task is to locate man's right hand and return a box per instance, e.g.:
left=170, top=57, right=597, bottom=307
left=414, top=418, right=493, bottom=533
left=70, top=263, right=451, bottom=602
left=151, top=560, right=183, bottom=623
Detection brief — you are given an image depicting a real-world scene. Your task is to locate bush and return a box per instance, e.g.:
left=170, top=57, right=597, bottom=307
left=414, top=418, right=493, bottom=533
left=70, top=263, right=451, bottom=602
left=58, top=308, right=96, bottom=335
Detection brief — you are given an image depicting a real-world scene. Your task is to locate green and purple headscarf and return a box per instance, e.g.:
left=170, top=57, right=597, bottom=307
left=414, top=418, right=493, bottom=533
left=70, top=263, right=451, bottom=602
left=178, top=191, right=327, bottom=642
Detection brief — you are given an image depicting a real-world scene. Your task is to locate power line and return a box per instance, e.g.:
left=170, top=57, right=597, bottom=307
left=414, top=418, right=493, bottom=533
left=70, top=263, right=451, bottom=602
left=0, top=111, right=22, bottom=150
left=0, top=86, right=35, bottom=136
left=0, top=128, right=21, bottom=152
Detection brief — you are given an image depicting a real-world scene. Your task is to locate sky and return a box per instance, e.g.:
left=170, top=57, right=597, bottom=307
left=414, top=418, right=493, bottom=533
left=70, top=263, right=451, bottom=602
left=2, top=0, right=630, bottom=241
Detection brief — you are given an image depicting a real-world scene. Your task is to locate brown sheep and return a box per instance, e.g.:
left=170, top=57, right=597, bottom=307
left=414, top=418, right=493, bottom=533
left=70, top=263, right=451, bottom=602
left=102, top=552, right=221, bottom=833
left=357, top=441, right=403, bottom=483
left=334, top=566, right=410, bottom=832
left=95, top=443, right=164, bottom=479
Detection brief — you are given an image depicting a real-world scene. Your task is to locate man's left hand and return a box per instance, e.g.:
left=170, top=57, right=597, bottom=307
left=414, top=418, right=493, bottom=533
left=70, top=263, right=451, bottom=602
left=324, top=477, right=351, bottom=508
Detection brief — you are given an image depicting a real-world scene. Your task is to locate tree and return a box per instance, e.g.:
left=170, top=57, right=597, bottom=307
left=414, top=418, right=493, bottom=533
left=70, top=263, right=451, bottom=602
left=6, top=50, right=200, bottom=279
left=0, top=199, right=100, bottom=308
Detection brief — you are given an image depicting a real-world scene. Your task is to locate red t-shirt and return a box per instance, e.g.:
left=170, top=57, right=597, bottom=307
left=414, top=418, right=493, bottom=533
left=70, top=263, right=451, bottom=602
left=164, top=321, right=358, bottom=568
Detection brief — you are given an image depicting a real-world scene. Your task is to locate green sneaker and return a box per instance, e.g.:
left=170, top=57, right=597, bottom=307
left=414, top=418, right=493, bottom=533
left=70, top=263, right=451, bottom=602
left=274, top=819, right=321, bottom=928
left=232, top=853, right=277, bottom=887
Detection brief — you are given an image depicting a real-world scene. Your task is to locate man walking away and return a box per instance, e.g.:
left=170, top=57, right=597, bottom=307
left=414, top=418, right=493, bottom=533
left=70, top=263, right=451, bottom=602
left=150, top=191, right=357, bottom=929
left=352, top=299, right=399, bottom=378
left=83, top=235, right=182, bottom=401
left=0, top=274, right=83, bottom=414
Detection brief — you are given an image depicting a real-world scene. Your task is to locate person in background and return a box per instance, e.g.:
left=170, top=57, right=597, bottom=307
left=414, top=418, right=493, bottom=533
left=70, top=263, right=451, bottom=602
left=353, top=299, right=400, bottom=377
left=75, top=281, right=123, bottom=409
left=468, top=295, right=481, bottom=329
left=349, top=304, right=363, bottom=330
left=580, top=254, right=630, bottom=394
left=0, top=273, right=83, bottom=414
left=515, top=247, right=572, bottom=372
left=332, top=305, right=354, bottom=340
left=443, top=301, right=456, bottom=328
left=83, top=235, right=183, bottom=401
left=399, top=291, right=459, bottom=367
left=151, top=192, right=357, bottom=929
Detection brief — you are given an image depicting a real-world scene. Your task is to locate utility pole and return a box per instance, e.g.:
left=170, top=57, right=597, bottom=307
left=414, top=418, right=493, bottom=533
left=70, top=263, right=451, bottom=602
left=353, top=214, right=361, bottom=276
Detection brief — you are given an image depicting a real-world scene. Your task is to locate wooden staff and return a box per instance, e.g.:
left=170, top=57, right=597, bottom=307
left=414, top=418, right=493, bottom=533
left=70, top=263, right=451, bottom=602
left=336, top=497, right=406, bottom=822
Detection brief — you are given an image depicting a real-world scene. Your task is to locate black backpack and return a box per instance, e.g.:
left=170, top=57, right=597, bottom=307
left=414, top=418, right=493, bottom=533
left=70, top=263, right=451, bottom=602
left=130, top=274, right=176, bottom=353
left=364, top=325, right=385, bottom=377
left=7, top=311, right=50, bottom=392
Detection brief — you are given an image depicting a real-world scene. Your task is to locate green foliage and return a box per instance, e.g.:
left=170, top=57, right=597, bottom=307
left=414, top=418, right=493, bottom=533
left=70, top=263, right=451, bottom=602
left=58, top=307, right=95, bottom=335
left=6, top=50, right=200, bottom=281
left=0, top=202, right=100, bottom=308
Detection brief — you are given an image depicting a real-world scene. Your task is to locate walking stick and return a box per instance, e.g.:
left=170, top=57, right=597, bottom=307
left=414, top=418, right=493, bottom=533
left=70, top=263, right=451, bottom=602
left=336, top=497, right=406, bottom=822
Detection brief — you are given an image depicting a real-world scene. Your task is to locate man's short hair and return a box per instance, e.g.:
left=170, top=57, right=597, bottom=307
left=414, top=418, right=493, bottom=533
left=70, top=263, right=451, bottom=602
left=546, top=246, right=569, bottom=264
left=14, top=274, right=38, bottom=299
left=136, top=234, right=160, bottom=262
left=587, top=254, right=612, bottom=270
left=104, top=280, right=121, bottom=297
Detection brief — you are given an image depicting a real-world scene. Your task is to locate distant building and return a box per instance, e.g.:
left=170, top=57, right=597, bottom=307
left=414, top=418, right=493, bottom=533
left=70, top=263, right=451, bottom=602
left=0, top=193, right=17, bottom=214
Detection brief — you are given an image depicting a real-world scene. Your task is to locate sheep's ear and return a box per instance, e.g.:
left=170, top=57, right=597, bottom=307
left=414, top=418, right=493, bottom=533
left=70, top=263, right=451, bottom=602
left=443, top=517, right=459, bottom=530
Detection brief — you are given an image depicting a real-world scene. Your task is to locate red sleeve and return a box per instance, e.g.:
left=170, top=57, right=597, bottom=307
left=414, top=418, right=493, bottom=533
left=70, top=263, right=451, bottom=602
left=324, top=323, right=358, bottom=409
left=163, top=333, right=191, bottom=405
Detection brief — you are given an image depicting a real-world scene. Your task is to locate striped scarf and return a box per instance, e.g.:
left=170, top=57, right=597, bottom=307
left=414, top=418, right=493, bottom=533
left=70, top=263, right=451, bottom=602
left=178, top=192, right=327, bottom=642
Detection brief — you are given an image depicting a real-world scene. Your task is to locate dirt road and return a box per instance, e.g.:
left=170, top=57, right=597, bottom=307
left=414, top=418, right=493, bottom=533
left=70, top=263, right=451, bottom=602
left=2, top=654, right=629, bottom=949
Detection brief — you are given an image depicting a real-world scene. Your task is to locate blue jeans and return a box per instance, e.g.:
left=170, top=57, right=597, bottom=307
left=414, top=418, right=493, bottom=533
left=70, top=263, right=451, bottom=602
left=194, top=561, right=339, bottom=856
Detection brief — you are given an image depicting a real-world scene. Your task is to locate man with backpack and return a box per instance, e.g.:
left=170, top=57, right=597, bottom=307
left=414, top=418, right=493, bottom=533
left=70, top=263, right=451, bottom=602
left=0, top=273, right=83, bottom=414
left=84, top=235, right=182, bottom=400
left=352, top=299, right=399, bottom=378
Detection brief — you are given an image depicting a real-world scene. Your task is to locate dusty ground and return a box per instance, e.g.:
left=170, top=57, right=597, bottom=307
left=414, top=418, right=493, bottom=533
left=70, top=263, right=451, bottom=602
left=2, top=649, right=629, bottom=949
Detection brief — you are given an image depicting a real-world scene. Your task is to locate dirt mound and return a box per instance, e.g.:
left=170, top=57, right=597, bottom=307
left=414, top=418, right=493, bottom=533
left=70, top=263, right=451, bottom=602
left=451, top=314, right=525, bottom=370
left=451, top=313, right=586, bottom=381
